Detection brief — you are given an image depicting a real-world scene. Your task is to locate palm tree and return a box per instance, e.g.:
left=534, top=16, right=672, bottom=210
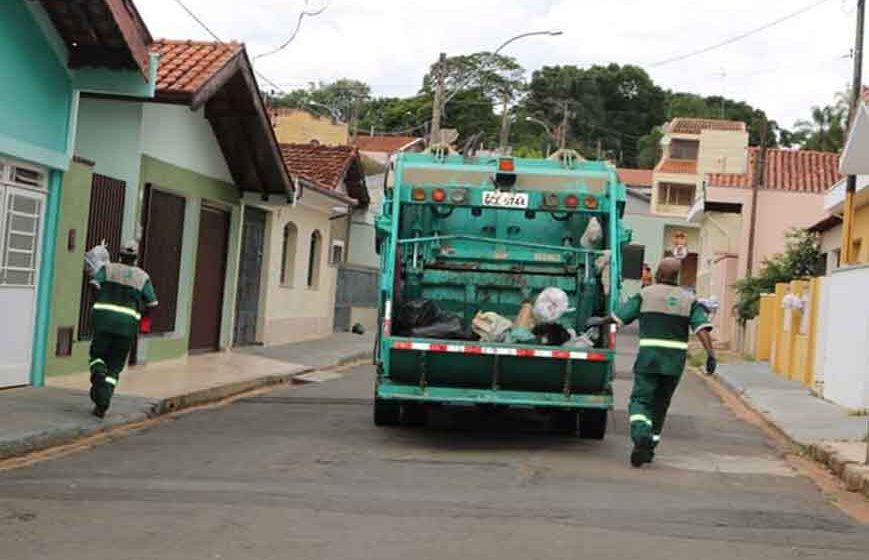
left=794, top=104, right=847, bottom=152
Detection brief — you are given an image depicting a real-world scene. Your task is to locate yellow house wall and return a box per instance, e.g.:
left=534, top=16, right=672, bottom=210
left=852, top=203, right=869, bottom=264
left=273, top=109, right=349, bottom=146
left=756, top=294, right=775, bottom=361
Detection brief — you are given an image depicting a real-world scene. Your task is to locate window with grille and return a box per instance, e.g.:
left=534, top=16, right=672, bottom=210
left=0, top=159, right=47, bottom=287
left=329, top=240, right=345, bottom=266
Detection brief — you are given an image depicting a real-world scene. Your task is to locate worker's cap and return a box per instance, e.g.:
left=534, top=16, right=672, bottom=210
left=120, top=240, right=139, bottom=256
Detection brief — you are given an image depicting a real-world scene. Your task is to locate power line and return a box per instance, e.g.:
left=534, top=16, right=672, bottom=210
left=172, top=0, right=290, bottom=95
left=253, top=0, right=329, bottom=61
left=649, top=0, right=835, bottom=67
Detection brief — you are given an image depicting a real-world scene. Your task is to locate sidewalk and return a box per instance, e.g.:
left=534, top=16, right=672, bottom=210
left=712, top=360, right=869, bottom=498
left=0, top=332, right=374, bottom=461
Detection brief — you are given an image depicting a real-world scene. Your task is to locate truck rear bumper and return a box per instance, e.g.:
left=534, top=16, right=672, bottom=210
left=376, top=380, right=613, bottom=410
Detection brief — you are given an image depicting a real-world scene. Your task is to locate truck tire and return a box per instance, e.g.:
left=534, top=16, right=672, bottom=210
left=550, top=410, right=578, bottom=435
left=578, top=409, right=607, bottom=440
left=402, top=403, right=428, bottom=427
left=374, top=399, right=401, bottom=426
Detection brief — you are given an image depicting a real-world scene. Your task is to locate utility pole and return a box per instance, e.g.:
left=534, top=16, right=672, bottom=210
left=498, top=91, right=511, bottom=154
left=842, top=0, right=865, bottom=265
left=746, top=117, right=769, bottom=277
left=430, top=52, right=447, bottom=145
left=349, top=96, right=361, bottom=143
left=559, top=100, right=569, bottom=150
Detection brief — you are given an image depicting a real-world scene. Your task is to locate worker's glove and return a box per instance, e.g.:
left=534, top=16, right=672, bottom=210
left=584, top=316, right=607, bottom=328
left=706, top=354, right=717, bottom=375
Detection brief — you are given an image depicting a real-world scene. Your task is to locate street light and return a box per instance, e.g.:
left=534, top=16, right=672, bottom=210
left=307, top=100, right=342, bottom=123
left=431, top=29, right=563, bottom=144
left=525, top=116, right=558, bottom=157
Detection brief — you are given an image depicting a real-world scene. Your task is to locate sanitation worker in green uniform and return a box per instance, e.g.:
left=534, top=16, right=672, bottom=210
left=589, top=258, right=716, bottom=467
left=88, top=241, right=158, bottom=418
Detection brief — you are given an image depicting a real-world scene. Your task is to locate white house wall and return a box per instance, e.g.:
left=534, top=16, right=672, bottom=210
left=73, top=97, right=144, bottom=242
left=141, top=104, right=233, bottom=184
left=820, top=264, right=869, bottom=409
left=258, top=189, right=339, bottom=344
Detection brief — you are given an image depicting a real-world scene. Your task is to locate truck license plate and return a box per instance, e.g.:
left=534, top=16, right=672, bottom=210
left=482, top=191, right=529, bottom=208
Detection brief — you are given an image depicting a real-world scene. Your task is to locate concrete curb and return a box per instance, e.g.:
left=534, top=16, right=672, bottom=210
left=1, top=350, right=374, bottom=464
left=692, top=367, right=869, bottom=500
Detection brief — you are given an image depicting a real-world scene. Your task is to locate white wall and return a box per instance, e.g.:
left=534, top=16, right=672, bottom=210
left=820, top=265, right=869, bottom=409
left=141, top=104, right=233, bottom=184
left=254, top=189, right=339, bottom=344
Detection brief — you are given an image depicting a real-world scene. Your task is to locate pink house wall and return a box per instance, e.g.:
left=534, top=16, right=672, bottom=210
left=705, top=186, right=826, bottom=275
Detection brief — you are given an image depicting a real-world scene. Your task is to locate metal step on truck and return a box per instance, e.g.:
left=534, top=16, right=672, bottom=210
left=372, top=149, right=634, bottom=438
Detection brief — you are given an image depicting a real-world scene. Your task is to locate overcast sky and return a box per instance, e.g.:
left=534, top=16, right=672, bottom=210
left=138, top=0, right=863, bottom=129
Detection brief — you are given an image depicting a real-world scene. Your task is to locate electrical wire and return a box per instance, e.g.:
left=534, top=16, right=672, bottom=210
left=649, top=0, right=835, bottom=67
left=253, top=0, right=329, bottom=61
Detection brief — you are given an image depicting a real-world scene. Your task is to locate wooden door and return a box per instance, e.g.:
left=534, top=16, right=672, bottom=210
left=78, top=174, right=125, bottom=340
left=233, top=207, right=265, bottom=345
left=681, top=253, right=699, bottom=289
left=189, top=205, right=230, bottom=352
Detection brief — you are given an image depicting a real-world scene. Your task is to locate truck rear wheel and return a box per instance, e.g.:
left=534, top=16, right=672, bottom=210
left=578, top=409, right=607, bottom=440
left=550, top=410, right=578, bottom=435
left=374, top=399, right=401, bottom=426
left=402, top=403, right=428, bottom=427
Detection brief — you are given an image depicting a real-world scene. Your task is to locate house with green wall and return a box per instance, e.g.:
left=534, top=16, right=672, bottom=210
left=45, top=38, right=293, bottom=378
left=0, top=0, right=157, bottom=389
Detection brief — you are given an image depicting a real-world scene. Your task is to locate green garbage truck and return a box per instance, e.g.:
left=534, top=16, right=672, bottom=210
left=373, top=149, right=634, bottom=438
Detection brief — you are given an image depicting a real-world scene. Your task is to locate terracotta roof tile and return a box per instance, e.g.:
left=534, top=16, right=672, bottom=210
left=280, top=143, right=358, bottom=191
left=617, top=168, right=653, bottom=187
left=669, top=118, right=747, bottom=135
left=656, top=158, right=698, bottom=175
left=354, top=135, right=422, bottom=154
left=150, top=39, right=242, bottom=95
left=707, top=148, right=841, bottom=194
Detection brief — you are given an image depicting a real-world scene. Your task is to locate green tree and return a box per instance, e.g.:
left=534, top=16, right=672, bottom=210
left=793, top=105, right=847, bottom=152
left=421, top=52, right=526, bottom=104
left=637, top=126, right=664, bottom=169
left=273, top=79, right=371, bottom=123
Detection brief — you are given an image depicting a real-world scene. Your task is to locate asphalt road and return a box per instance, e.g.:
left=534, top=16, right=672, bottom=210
left=1, top=334, right=868, bottom=559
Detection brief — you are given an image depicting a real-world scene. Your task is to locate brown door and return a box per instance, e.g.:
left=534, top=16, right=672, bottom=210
left=189, top=204, right=230, bottom=352
left=78, top=174, right=126, bottom=340
left=681, top=253, right=699, bottom=289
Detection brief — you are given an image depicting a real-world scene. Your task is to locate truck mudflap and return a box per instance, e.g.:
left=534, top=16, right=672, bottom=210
left=380, top=337, right=615, bottom=410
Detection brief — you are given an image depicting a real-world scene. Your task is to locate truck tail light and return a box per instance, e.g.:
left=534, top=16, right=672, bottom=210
left=542, top=192, right=559, bottom=208
left=498, top=158, right=515, bottom=172
left=564, top=194, right=579, bottom=208
left=432, top=188, right=446, bottom=202
left=584, top=195, right=599, bottom=209
left=412, top=187, right=426, bottom=201
left=450, top=188, right=468, bottom=204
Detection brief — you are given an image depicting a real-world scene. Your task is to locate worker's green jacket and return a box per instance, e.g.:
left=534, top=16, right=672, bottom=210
left=613, top=283, right=712, bottom=376
left=92, top=263, right=158, bottom=337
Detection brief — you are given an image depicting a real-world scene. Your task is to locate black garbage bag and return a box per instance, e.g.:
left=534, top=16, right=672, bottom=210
left=533, top=323, right=571, bottom=346
left=394, top=299, right=441, bottom=334
left=410, top=315, right=473, bottom=340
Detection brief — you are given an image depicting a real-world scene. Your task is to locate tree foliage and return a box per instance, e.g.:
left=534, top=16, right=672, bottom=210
left=272, top=79, right=371, bottom=122
left=732, top=229, right=822, bottom=324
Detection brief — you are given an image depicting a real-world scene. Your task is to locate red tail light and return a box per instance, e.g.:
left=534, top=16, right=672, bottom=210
left=498, top=158, right=515, bottom=172
left=432, top=188, right=446, bottom=202
left=564, top=194, right=579, bottom=208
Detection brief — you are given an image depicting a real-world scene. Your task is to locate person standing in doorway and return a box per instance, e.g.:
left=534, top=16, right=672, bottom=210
left=87, top=241, right=158, bottom=418
left=588, top=257, right=716, bottom=467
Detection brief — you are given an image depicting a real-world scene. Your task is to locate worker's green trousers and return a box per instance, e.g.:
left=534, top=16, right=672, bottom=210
left=628, top=371, right=680, bottom=448
left=89, top=331, right=133, bottom=412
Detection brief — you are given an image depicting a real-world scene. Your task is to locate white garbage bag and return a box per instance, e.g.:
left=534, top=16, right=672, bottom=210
left=580, top=217, right=603, bottom=249
left=532, top=287, right=570, bottom=324
left=595, top=250, right=612, bottom=296
left=84, top=242, right=110, bottom=277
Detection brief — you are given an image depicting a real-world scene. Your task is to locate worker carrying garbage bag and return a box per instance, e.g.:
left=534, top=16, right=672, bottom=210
left=85, top=241, right=158, bottom=418
left=586, top=258, right=715, bottom=468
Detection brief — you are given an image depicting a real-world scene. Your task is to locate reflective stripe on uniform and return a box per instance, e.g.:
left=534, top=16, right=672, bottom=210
left=639, top=338, right=688, bottom=350
left=104, top=377, right=117, bottom=386
left=89, top=358, right=105, bottom=367
left=93, top=302, right=141, bottom=320
left=652, top=434, right=661, bottom=442
left=629, top=414, right=652, bottom=426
